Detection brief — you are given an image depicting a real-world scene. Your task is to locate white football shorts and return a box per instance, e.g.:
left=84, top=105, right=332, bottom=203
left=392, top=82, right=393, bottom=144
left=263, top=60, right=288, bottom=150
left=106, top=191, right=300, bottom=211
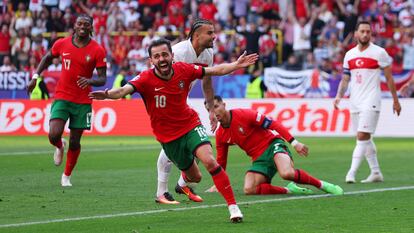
left=351, top=111, right=380, bottom=133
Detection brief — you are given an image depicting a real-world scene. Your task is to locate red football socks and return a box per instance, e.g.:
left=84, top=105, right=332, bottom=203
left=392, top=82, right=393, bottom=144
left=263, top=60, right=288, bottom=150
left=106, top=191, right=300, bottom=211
left=256, top=183, right=288, bottom=194
left=209, top=165, right=236, bottom=206
left=64, top=148, right=81, bottom=176
left=293, top=169, right=322, bottom=188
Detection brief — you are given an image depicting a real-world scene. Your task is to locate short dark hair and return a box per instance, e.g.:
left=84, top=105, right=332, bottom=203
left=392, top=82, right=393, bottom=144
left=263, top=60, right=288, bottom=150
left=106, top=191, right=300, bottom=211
left=76, top=14, right=94, bottom=36
left=148, top=38, right=172, bottom=57
left=204, top=95, right=223, bottom=105
left=355, top=21, right=371, bottom=31
left=188, top=18, right=213, bottom=40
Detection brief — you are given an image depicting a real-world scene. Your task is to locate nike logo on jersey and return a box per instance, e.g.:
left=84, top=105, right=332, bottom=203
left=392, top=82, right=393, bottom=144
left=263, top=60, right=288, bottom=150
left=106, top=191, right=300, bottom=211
left=155, top=87, right=165, bottom=91
left=63, top=53, right=70, bottom=56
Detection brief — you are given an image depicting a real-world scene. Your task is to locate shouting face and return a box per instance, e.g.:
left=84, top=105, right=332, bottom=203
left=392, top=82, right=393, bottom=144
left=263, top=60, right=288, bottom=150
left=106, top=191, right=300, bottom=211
left=150, top=44, right=174, bottom=76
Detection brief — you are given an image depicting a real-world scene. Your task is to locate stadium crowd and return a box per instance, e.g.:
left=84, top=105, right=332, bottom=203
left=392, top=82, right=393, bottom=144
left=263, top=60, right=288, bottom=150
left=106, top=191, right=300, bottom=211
left=1, top=0, right=414, bottom=93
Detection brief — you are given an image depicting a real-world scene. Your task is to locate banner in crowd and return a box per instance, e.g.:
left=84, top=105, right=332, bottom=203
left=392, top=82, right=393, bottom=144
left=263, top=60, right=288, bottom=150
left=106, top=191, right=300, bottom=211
left=264, top=67, right=414, bottom=98
left=1, top=99, right=413, bottom=137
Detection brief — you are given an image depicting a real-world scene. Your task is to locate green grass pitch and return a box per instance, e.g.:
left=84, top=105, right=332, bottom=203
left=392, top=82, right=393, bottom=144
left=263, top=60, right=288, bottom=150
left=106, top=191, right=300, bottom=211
left=0, top=136, right=413, bottom=233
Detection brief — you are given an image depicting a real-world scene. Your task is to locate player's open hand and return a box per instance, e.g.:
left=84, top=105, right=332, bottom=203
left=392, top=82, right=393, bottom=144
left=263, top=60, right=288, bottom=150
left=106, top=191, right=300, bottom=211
left=294, top=142, right=309, bottom=157
left=393, top=101, right=401, bottom=116
left=205, top=185, right=218, bottom=193
left=209, top=111, right=218, bottom=133
left=89, top=89, right=109, bottom=100
left=77, top=76, right=90, bottom=89
left=333, top=97, right=341, bottom=110
left=236, top=51, right=259, bottom=68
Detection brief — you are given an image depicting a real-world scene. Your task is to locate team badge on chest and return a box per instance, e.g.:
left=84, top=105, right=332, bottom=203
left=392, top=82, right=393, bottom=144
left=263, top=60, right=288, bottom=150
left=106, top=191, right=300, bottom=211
left=178, top=80, right=185, bottom=90
left=238, top=125, right=245, bottom=135
left=85, top=55, right=91, bottom=62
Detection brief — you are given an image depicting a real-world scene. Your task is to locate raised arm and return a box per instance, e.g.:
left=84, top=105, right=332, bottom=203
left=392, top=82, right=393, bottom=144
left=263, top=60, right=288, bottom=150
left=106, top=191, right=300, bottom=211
left=383, top=66, right=401, bottom=115
left=204, top=51, right=258, bottom=76
left=89, top=84, right=135, bottom=100
left=333, top=74, right=351, bottom=109
left=26, top=51, right=57, bottom=94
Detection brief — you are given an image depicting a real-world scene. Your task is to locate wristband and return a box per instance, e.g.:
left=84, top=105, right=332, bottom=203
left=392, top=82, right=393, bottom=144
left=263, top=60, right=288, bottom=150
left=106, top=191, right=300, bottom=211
left=32, top=73, right=39, bottom=80
left=291, top=139, right=299, bottom=147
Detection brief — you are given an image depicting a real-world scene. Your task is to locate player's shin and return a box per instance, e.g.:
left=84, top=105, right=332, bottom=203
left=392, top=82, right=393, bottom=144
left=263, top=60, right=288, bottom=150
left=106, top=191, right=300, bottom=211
left=209, top=165, right=236, bottom=205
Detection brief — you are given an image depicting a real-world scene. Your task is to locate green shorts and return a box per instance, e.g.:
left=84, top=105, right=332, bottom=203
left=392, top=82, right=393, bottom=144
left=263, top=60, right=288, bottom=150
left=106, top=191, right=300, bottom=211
left=50, top=100, right=92, bottom=130
left=161, top=125, right=211, bottom=170
left=248, top=138, right=292, bottom=181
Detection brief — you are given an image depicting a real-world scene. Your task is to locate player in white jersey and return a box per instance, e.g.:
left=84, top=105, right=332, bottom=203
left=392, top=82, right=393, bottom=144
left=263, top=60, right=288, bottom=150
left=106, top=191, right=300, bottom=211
left=155, top=19, right=216, bottom=204
left=334, top=21, right=401, bottom=184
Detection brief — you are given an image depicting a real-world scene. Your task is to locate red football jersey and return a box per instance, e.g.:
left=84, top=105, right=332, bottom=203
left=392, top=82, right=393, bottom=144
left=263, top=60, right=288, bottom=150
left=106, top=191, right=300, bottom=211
left=51, top=36, right=106, bottom=104
left=128, top=62, right=205, bottom=143
left=215, top=109, right=294, bottom=169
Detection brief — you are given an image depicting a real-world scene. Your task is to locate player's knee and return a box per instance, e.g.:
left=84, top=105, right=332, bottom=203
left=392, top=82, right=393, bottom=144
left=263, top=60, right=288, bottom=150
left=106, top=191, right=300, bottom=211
left=48, top=134, right=60, bottom=145
left=202, top=158, right=218, bottom=171
left=243, top=186, right=256, bottom=195
left=279, top=169, right=295, bottom=180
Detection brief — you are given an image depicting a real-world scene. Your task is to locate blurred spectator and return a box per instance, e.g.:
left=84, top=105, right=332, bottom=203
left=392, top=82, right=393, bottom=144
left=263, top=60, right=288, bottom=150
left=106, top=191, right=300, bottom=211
left=310, top=6, right=326, bottom=50
left=233, top=0, right=249, bottom=20
left=0, top=24, right=11, bottom=65
left=0, top=55, right=16, bottom=71
left=31, top=34, right=47, bottom=63
left=142, top=27, right=160, bottom=50
left=288, top=6, right=313, bottom=62
left=140, top=6, right=154, bottom=31
left=213, top=0, right=231, bottom=26
left=113, top=66, right=131, bottom=99
left=302, top=52, right=316, bottom=69
left=46, top=7, right=64, bottom=32
left=127, top=40, right=147, bottom=73
left=47, top=57, right=62, bottom=71
left=337, top=0, right=359, bottom=43
left=31, top=18, right=47, bottom=36
left=198, top=0, right=218, bottom=22
left=398, top=3, right=413, bottom=27
left=236, top=22, right=270, bottom=54
left=245, top=66, right=267, bottom=99
left=11, top=29, right=31, bottom=69
left=15, top=9, right=33, bottom=31
left=283, top=54, right=302, bottom=71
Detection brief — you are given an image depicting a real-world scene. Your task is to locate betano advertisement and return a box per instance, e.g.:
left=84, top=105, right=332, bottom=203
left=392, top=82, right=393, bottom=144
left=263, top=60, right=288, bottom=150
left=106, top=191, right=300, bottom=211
left=0, top=99, right=413, bottom=137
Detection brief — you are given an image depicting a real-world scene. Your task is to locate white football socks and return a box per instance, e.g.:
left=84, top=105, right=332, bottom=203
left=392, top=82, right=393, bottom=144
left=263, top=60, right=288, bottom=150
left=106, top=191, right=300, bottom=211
left=348, top=140, right=370, bottom=176
left=156, top=149, right=172, bottom=197
left=365, top=139, right=381, bottom=173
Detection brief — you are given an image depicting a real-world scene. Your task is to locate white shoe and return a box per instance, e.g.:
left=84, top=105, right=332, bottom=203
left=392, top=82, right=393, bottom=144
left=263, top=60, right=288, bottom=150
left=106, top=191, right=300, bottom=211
left=61, top=174, right=72, bottom=187
left=228, top=204, right=243, bottom=223
left=54, top=138, right=66, bottom=166
left=361, top=172, right=383, bottom=183
left=345, top=171, right=356, bottom=183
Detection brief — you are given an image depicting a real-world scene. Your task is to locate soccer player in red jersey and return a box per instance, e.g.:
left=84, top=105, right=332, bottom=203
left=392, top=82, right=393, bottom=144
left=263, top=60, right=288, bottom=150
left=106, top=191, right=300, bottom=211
left=89, top=38, right=258, bottom=223
left=205, top=96, right=344, bottom=196
left=27, top=15, right=107, bottom=187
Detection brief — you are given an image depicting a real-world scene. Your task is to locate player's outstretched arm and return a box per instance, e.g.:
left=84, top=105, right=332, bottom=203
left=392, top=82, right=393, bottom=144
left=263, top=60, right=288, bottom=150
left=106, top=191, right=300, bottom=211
left=383, top=66, right=402, bottom=116
left=204, top=51, right=258, bottom=77
left=26, top=51, right=55, bottom=95
left=89, top=84, right=134, bottom=100
left=333, top=74, right=350, bottom=109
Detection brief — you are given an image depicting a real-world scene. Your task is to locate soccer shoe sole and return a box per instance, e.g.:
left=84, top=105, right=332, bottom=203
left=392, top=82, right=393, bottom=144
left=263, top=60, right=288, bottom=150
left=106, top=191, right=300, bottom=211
left=54, top=138, right=66, bottom=166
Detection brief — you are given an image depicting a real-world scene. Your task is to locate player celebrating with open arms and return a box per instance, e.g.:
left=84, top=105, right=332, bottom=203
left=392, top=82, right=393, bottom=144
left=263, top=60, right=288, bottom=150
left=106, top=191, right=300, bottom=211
left=27, top=14, right=107, bottom=187
left=89, top=39, right=258, bottom=223
left=334, top=21, right=401, bottom=183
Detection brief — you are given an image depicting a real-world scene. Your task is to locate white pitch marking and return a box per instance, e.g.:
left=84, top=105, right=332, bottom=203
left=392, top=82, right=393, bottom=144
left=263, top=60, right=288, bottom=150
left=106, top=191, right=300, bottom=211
left=0, top=145, right=160, bottom=156
left=1, top=186, right=413, bottom=229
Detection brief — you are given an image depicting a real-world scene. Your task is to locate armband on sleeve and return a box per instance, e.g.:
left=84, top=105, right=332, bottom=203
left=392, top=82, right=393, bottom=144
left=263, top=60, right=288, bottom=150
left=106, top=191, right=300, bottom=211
left=261, top=117, right=273, bottom=129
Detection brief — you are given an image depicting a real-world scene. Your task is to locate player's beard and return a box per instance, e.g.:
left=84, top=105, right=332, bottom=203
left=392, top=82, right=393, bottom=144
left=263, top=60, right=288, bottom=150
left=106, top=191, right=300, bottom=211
left=358, top=38, right=370, bottom=46
left=155, top=61, right=173, bottom=76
